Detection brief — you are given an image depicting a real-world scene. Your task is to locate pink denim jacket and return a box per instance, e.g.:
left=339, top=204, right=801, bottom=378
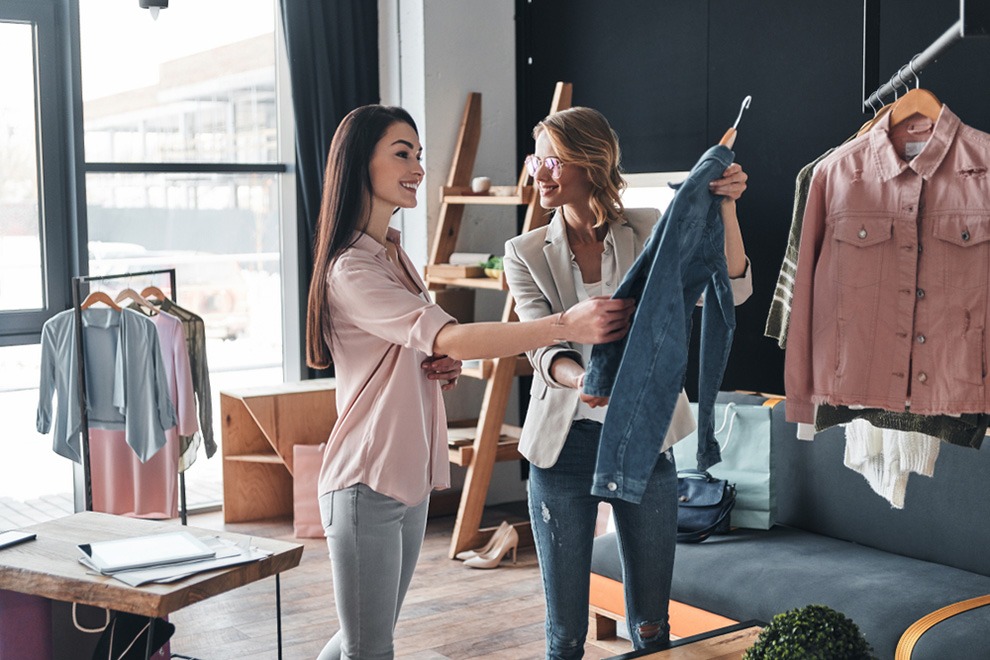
left=786, top=105, right=990, bottom=423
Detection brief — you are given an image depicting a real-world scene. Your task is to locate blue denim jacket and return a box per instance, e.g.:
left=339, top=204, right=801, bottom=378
left=584, top=145, right=737, bottom=503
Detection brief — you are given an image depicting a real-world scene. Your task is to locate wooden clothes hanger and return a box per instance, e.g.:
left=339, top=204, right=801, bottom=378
left=114, top=288, right=158, bottom=314
left=80, top=291, right=121, bottom=311
left=140, top=286, right=170, bottom=302
left=890, top=88, right=942, bottom=125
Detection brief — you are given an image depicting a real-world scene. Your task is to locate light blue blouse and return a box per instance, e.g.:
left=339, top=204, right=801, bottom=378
left=37, top=308, right=177, bottom=463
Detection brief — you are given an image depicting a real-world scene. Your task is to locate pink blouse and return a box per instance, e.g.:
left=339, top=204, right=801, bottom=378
left=318, top=229, right=456, bottom=506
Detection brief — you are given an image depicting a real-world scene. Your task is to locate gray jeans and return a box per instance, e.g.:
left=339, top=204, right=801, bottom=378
left=317, top=483, right=429, bottom=660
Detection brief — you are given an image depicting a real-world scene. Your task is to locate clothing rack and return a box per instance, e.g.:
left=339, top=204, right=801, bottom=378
left=862, top=0, right=990, bottom=112
left=71, top=268, right=190, bottom=525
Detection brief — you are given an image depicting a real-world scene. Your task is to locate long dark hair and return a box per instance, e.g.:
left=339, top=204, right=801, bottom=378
left=305, top=105, right=419, bottom=369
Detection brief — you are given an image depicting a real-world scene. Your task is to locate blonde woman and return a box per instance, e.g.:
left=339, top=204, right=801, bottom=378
left=504, top=107, right=751, bottom=658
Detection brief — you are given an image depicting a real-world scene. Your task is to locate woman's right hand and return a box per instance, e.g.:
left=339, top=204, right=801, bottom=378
left=560, top=295, right=634, bottom=344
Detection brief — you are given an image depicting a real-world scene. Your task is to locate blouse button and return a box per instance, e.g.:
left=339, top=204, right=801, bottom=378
left=858, top=229, right=868, bottom=239
left=917, top=334, right=926, bottom=344
left=918, top=372, right=928, bottom=383
left=962, top=230, right=971, bottom=242
left=917, top=288, right=925, bottom=299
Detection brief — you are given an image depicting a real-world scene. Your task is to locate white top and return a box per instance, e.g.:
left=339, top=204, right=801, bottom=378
left=573, top=273, right=610, bottom=424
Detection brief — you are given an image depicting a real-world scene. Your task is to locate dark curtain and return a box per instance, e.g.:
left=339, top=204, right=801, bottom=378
left=278, top=0, right=380, bottom=377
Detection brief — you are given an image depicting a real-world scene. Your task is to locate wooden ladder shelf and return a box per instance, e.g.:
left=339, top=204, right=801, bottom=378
left=428, top=82, right=572, bottom=558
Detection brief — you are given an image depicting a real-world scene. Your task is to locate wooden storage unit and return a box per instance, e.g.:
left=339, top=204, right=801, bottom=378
left=221, top=379, right=337, bottom=523
left=429, top=83, right=572, bottom=558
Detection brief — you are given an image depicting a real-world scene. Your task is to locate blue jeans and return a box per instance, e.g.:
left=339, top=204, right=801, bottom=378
left=585, top=145, right=737, bottom=503
left=528, top=420, right=678, bottom=659
left=318, top=484, right=429, bottom=660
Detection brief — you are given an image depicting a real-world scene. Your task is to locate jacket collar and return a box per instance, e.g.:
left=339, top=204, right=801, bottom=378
left=869, top=104, right=960, bottom=182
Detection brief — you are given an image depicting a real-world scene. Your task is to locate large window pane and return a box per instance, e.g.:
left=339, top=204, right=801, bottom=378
left=86, top=172, right=283, bottom=366
left=79, top=1, right=277, bottom=163
left=0, top=21, right=44, bottom=312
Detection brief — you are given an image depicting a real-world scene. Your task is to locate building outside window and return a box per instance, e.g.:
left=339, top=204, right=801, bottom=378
left=0, top=0, right=294, bottom=511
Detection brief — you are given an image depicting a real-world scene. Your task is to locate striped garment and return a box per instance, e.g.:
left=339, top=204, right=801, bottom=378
left=764, top=148, right=835, bottom=348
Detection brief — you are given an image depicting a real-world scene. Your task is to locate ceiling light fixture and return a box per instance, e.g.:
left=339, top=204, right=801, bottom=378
left=139, top=0, right=168, bottom=21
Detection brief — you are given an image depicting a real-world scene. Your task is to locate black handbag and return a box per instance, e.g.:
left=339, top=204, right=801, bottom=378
left=676, top=469, right=736, bottom=543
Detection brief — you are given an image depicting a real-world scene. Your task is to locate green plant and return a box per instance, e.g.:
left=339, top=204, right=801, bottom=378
left=744, top=604, right=876, bottom=660
left=483, top=255, right=503, bottom=271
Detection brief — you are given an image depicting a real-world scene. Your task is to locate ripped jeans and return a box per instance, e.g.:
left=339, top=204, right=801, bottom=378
left=528, top=419, right=677, bottom=659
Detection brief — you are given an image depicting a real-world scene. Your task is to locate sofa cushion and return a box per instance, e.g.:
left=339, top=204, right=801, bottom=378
left=773, top=401, right=990, bottom=577
left=591, top=527, right=990, bottom=659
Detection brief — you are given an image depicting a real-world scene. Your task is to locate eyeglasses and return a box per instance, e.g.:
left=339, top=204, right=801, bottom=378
left=524, top=155, right=564, bottom=179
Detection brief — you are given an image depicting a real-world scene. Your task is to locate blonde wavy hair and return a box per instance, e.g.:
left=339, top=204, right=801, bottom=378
left=533, top=107, right=626, bottom=228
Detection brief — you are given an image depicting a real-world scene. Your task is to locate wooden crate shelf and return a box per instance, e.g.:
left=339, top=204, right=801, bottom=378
left=440, top=185, right=534, bottom=205
left=220, top=379, right=337, bottom=524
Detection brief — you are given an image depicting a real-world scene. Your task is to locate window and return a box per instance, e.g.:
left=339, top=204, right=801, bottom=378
left=77, top=0, right=294, bottom=506
left=0, top=1, right=71, bottom=345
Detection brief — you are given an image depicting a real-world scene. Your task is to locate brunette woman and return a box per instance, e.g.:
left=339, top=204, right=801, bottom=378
left=306, top=104, right=635, bottom=660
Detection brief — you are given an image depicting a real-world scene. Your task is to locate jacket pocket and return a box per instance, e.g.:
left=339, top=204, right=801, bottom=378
left=831, top=217, right=893, bottom=287
left=932, top=215, right=990, bottom=290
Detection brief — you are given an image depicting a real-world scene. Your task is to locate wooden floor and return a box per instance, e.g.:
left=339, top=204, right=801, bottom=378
left=2, top=495, right=632, bottom=659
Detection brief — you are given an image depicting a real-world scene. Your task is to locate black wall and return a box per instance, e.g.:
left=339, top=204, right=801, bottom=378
left=518, top=0, right=990, bottom=396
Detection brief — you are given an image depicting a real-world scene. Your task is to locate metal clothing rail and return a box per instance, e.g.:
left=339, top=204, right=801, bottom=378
left=71, top=268, right=190, bottom=525
left=862, top=0, right=990, bottom=112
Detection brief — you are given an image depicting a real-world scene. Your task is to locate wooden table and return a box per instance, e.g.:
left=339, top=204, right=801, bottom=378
left=606, top=621, right=764, bottom=659
left=0, top=512, right=303, bottom=658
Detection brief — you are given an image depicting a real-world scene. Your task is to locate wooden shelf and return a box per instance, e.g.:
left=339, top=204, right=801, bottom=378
left=224, top=454, right=284, bottom=464
left=461, top=356, right=533, bottom=380
left=427, top=272, right=506, bottom=291
left=441, top=185, right=534, bottom=205
left=431, top=83, right=573, bottom=558
left=448, top=424, right=523, bottom=467
left=220, top=380, right=337, bottom=524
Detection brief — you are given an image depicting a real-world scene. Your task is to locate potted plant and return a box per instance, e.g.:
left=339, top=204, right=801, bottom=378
left=744, top=604, right=876, bottom=659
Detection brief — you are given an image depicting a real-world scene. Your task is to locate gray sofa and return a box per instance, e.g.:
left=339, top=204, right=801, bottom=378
left=591, top=399, right=990, bottom=659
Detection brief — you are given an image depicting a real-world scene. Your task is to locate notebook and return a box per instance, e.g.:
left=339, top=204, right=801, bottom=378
left=79, top=531, right=215, bottom=574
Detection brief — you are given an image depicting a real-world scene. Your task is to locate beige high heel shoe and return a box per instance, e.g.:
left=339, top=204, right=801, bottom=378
left=454, top=520, right=511, bottom=561
left=463, top=525, right=519, bottom=569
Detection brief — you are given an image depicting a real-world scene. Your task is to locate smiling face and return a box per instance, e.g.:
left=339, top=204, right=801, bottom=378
left=368, top=121, right=424, bottom=215
left=533, top=130, right=594, bottom=210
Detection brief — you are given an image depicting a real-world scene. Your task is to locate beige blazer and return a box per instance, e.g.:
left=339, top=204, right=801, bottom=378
left=503, top=207, right=752, bottom=469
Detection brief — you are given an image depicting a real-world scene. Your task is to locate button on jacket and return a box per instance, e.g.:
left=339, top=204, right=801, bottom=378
left=785, top=106, right=990, bottom=423
left=584, top=144, right=749, bottom=503
left=319, top=229, right=455, bottom=507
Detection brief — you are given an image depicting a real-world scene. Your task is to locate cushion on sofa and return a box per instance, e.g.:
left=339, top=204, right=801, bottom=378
left=773, top=402, right=990, bottom=578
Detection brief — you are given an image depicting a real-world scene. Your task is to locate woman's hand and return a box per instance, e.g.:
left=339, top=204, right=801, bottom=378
left=709, top=163, right=748, bottom=201
left=422, top=354, right=462, bottom=391
left=575, top=371, right=609, bottom=408
left=560, top=296, right=635, bottom=345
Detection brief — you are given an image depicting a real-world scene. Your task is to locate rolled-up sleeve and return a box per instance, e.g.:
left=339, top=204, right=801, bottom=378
left=504, top=238, right=581, bottom=388
left=330, top=256, right=455, bottom=354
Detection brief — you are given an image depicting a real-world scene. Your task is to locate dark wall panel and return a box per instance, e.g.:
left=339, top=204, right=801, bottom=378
left=520, top=0, right=990, bottom=396
left=520, top=0, right=708, bottom=172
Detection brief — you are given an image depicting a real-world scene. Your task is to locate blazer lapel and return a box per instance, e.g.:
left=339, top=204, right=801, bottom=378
left=609, top=218, right=638, bottom=278
left=542, top=211, right=579, bottom=311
